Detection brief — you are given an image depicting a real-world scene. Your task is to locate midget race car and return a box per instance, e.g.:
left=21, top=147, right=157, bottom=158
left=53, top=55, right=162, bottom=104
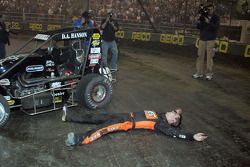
left=0, top=27, right=113, bottom=127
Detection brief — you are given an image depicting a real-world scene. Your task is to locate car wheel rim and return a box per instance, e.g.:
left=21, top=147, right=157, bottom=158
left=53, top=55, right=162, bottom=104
left=91, top=84, right=107, bottom=103
left=0, top=103, right=6, bottom=122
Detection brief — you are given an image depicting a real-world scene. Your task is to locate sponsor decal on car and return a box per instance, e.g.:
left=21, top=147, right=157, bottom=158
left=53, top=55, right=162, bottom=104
left=0, top=55, right=20, bottom=64
left=92, top=33, right=100, bottom=40
left=7, top=100, right=15, bottom=106
left=51, top=82, right=62, bottom=88
left=46, top=67, right=55, bottom=72
left=46, top=60, right=55, bottom=67
left=88, top=54, right=101, bottom=60
left=0, top=78, right=10, bottom=86
left=4, top=96, right=11, bottom=100
left=26, top=65, right=44, bottom=73
left=90, top=47, right=101, bottom=54
left=62, top=32, right=87, bottom=39
left=88, top=54, right=101, bottom=66
left=34, top=34, right=50, bottom=40
left=52, top=92, right=65, bottom=96
left=54, top=96, right=62, bottom=103
left=91, top=40, right=100, bottom=47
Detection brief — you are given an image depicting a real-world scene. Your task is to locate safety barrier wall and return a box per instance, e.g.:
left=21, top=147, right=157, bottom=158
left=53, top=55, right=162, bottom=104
left=2, top=19, right=249, bottom=58
left=115, top=31, right=250, bottom=58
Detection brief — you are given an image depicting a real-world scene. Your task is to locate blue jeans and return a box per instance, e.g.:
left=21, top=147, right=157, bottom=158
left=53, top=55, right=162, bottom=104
left=101, top=40, right=118, bottom=69
left=0, top=42, right=6, bottom=59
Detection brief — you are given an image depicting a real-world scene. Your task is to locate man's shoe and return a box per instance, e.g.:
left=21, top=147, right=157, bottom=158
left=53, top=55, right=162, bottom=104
left=110, top=68, right=118, bottom=72
left=205, top=75, right=213, bottom=80
left=192, top=73, right=203, bottom=79
left=62, top=105, right=67, bottom=122
left=65, top=132, right=77, bottom=146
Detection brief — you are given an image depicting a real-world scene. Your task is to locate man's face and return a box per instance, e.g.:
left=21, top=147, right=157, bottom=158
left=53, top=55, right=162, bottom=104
left=166, top=111, right=181, bottom=126
left=207, top=6, right=214, bottom=15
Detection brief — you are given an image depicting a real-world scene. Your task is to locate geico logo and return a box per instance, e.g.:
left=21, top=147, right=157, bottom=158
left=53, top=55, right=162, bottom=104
left=47, top=24, right=61, bottom=30
left=5, top=22, right=21, bottom=30
left=29, top=23, right=42, bottom=30
left=217, top=40, right=228, bottom=53
left=132, top=32, right=151, bottom=41
left=115, top=31, right=124, bottom=38
left=90, top=132, right=101, bottom=142
left=244, top=45, right=250, bottom=58
left=160, top=34, right=184, bottom=45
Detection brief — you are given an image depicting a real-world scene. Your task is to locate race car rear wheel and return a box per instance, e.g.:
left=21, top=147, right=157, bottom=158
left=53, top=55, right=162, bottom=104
left=0, top=95, right=10, bottom=127
left=76, top=73, right=112, bottom=109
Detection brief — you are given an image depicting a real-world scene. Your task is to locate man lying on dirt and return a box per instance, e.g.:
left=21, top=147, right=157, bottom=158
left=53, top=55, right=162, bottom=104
left=62, top=107, right=208, bottom=146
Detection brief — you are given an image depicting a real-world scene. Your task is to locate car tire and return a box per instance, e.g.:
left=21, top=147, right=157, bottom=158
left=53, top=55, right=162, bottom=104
left=0, top=94, right=10, bottom=127
left=76, top=73, right=112, bottom=109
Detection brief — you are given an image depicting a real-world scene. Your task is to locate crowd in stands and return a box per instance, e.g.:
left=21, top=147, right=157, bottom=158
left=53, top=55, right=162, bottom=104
left=0, top=0, right=82, bottom=16
left=0, top=0, right=249, bottom=25
left=89, top=0, right=236, bottom=25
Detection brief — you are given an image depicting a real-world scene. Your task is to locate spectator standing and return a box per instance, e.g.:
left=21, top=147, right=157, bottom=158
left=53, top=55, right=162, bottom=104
left=72, top=11, right=97, bottom=28
left=192, top=4, right=220, bottom=80
left=100, top=12, right=119, bottom=71
left=0, top=15, right=9, bottom=59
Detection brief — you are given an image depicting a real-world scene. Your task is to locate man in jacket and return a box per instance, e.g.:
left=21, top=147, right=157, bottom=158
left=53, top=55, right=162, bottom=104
left=62, top=107, right=208, bottom=146
left=100, top=12, right=119, bottom=71
left=192, top=3, right=220, bottom=80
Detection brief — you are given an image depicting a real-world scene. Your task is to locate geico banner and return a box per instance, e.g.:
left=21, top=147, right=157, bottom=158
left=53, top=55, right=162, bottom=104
left=29, top=23, right=43, bottom=31
left=160, top=34, right=184, bottom=45
left=132, top=32, right=151, bottom=41
left=5, top=21, right=21, bottom=30
left=47, top=24, right=62, bottom=31
left=115, top=31, right=124, bottom=38
left=245, top=45, right=250, bottom=58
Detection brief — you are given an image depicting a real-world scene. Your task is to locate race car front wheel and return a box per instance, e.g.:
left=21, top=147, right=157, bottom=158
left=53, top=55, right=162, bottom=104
left=76, top=73, right=112, bottom=109
left=0, top=95, right=10, bottom=127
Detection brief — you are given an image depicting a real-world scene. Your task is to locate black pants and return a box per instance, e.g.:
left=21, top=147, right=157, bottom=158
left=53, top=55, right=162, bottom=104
left=0, top=42, right=6, bottom=59
left=67, top=113, right=133, bottom=145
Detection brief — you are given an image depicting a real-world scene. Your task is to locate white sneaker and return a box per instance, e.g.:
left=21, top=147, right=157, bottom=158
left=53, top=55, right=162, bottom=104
left=192, top=73, right=203, bottom=79
left=205, top=75, right=213, bottom=80
left=65, top=132, right=77, bottom=146
left=62, top=105, right=67, bottom=122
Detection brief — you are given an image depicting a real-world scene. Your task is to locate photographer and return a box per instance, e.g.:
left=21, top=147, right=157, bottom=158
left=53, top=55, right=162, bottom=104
left=192, top=4, right=220, bottom=80
left=100, top=12, right=119, bottom=71
left=0, top=15, right=10, bottom=59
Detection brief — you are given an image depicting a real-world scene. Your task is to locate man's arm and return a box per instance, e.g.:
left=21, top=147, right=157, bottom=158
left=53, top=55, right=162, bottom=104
left=208, top=15, right=220, bottom=32
left=111, top=21, right=119, bottom=31
left=155, top=121, right=207, bottom=141
left=100, top=17, right=109, bottom=30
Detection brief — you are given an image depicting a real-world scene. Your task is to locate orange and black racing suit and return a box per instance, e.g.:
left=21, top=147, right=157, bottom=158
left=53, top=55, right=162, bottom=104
left=66, top=110, right=194, bottom=145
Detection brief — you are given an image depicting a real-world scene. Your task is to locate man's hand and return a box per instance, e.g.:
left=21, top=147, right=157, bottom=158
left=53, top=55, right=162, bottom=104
left=204, top=16, right=211, bottom=23
left=193, top=133, right=208, bottom=141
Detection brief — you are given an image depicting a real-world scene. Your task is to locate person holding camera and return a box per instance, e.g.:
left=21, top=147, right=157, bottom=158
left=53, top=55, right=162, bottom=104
left=100, top=12, right=119, bottom=71
left=192, top=4, right=220, bottom=80
left=0, top=15, right=10, bottom=59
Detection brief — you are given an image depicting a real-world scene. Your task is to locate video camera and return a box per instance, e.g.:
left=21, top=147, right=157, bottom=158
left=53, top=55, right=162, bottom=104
left=198, top=4, right=209, bottom=21
left=109, top=12, right=113, bottom=18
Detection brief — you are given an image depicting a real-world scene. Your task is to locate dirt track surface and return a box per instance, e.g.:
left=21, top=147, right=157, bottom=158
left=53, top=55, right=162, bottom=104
left=0, top=37, right=250, bottom=167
